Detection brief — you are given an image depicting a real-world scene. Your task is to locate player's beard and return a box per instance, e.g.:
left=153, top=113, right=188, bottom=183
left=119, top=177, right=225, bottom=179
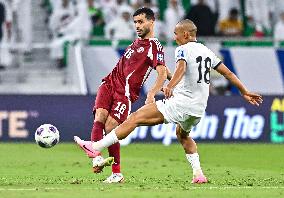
left=138, top=27, right=151, bottom=39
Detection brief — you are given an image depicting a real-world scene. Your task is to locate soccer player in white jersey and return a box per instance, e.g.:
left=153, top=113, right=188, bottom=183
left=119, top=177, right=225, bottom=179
left=74, top=19, right=263, bottom=184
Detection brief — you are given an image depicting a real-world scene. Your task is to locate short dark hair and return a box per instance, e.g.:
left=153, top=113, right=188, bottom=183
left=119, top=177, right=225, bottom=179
left=133, top=7, right=155, bottom=21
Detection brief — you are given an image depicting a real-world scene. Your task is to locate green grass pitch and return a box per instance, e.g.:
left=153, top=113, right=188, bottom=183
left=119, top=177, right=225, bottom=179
left=0, top=143, right=283, bottom=198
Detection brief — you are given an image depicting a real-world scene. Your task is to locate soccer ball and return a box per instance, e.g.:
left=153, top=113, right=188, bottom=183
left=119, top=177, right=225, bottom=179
left=35, top=124, right=60, bottom=148
left=93, top=156, right=104, bottom=167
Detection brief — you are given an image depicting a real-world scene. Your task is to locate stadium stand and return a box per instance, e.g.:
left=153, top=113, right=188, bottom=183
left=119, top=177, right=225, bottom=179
left=0, top=0, right=283, bottom=95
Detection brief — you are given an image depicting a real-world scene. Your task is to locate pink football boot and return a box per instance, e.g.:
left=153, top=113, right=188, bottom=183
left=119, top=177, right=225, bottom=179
left=74, top=136, right=101, bottom=158
left=191, top=174, right=208, bottom=184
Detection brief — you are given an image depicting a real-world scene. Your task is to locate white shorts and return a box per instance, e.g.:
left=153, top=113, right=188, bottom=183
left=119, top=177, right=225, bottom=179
left=156, top=97, right=201, bottom=132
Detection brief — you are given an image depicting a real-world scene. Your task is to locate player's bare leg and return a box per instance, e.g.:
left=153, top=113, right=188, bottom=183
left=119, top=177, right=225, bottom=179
left=85, top=103, right=164, bottom=152
left=112, top=103, right=164, bottom=139
left=176, top=124, right=207, bottom=184
left=75, top=103, right=164, bottom=150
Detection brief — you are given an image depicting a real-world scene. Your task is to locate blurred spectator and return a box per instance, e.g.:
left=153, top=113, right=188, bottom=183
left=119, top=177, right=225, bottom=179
left=13, top=0, right=32, bottom=52
left=0, top=1, right=5, bottom=42
left=3, top=0, right=12, bottom=36
left=49, top=0, right=75, bottom=38
left=245, top=0, right=271, bottom=36
left=130, top=0, right=147, bottom=10
left=244, top=16, right=266, bottom=37
left=40, top=0, right=53, bottom=25
left=191, top=0, right=218, bottom=13
left=218, top=8, right=242, bottom=36
left=142, top=0, right=158, bottom=12
left=191, top=0, right=238, bottom=22
left=129, top=0, right=143, bottom=10
left=153, top=10, right=166, bottom=40
left=0, top=0, right=6, bottom=68
left=97, top=0, right=117, bottom=24
left=49, top=0, right=62, bottom=11
left=0, top=0, right=12, bottom=68
left=215, top=0, right=240, bottom=22
left=99, top=0, right=129, bottom=24
left=116, top=0, right=131, bottom=13
left=190, top=0, right=241, bottom=35
left=50, top=1, right=91, bottom=68
left=0, top=0, right=12, bottom=41
left=88, top=0, right=105, bottom=36
left=164, top=0, right=184, bottom=41
left=184, top=0, right=217, bottom=36
left=274, top=12, right=284, bottom=41
left=104, top=5, right=134, bottom=40
left=270, top=0, right=284, bottom=26
left=116, top=0, right=129, bottom=7
left=129, top=0, right=158, bottom=10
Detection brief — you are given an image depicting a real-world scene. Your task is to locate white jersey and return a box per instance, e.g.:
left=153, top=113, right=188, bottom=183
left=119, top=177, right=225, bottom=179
left=173, top=41, right=221, bottom=117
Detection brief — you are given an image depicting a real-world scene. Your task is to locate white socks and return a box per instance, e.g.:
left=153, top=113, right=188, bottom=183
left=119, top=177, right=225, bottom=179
left=93, top=130, right=119, bottom=151
left=186, top=153, right=203, bottom=177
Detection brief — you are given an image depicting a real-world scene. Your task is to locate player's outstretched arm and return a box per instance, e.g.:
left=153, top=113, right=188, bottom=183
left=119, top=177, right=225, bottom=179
left=163, top=60, right=187, bottom=98
left=215, top=63, right=263, bottom=106
left=145, top=65, right=167, bottom=104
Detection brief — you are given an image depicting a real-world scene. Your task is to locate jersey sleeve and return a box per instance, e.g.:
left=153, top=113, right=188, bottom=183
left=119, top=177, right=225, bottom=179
left=150, top=39, right=165, bottom=69
left=175, top=46, right=188, bottom=63
left=211, top=51, right=222, bottom=70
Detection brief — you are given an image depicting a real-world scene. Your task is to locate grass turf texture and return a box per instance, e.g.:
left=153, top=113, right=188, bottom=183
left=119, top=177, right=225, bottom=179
left=0, top=143, right=283, bottom=198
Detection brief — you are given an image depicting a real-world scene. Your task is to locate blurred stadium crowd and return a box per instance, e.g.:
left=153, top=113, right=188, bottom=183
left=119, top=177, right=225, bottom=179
left=0, top=0, right=284, bottom=66
left=42, top=0, right=284, bottom=39
left=0, top=0, right=283, bottom=95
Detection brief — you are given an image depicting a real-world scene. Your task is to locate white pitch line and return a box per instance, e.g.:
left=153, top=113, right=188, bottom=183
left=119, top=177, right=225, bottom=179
left=1, top=186, right=284, bottom=191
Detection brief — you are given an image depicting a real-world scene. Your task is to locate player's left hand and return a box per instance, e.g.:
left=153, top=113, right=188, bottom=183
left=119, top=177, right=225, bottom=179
left=162, top=86, right=173, bottom=99
left=242, top=92, right=263, bottom=106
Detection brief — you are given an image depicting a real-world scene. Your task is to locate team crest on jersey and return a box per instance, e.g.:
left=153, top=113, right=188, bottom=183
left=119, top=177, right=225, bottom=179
left=177, top=49, right=185, bottom=58
left=157, top=53, right=164, bottom=62
left=137, top=47, right=144, bottom=53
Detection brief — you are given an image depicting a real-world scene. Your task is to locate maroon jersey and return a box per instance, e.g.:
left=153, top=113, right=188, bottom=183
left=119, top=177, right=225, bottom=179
left=103, top=38, right=165, bottom=102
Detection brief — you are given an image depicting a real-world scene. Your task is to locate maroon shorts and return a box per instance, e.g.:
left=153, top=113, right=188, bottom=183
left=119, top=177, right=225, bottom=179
left=93, top=82, right=131, bottom=124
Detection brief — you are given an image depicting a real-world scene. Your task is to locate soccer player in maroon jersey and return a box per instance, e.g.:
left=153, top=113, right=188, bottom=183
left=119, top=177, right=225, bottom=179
left=90, top=7, right=170, bottom=183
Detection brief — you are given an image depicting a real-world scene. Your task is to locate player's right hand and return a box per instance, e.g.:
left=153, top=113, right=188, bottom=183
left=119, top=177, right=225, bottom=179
left=162, top=86, right=173, bottom=99
left=242, top=92, right=263, bottom=106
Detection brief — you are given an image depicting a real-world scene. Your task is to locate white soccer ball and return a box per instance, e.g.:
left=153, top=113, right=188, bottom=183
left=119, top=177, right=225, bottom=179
left=35, top=124, right=60, bottom=148
left=93, top=156, right=104, bottom=167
